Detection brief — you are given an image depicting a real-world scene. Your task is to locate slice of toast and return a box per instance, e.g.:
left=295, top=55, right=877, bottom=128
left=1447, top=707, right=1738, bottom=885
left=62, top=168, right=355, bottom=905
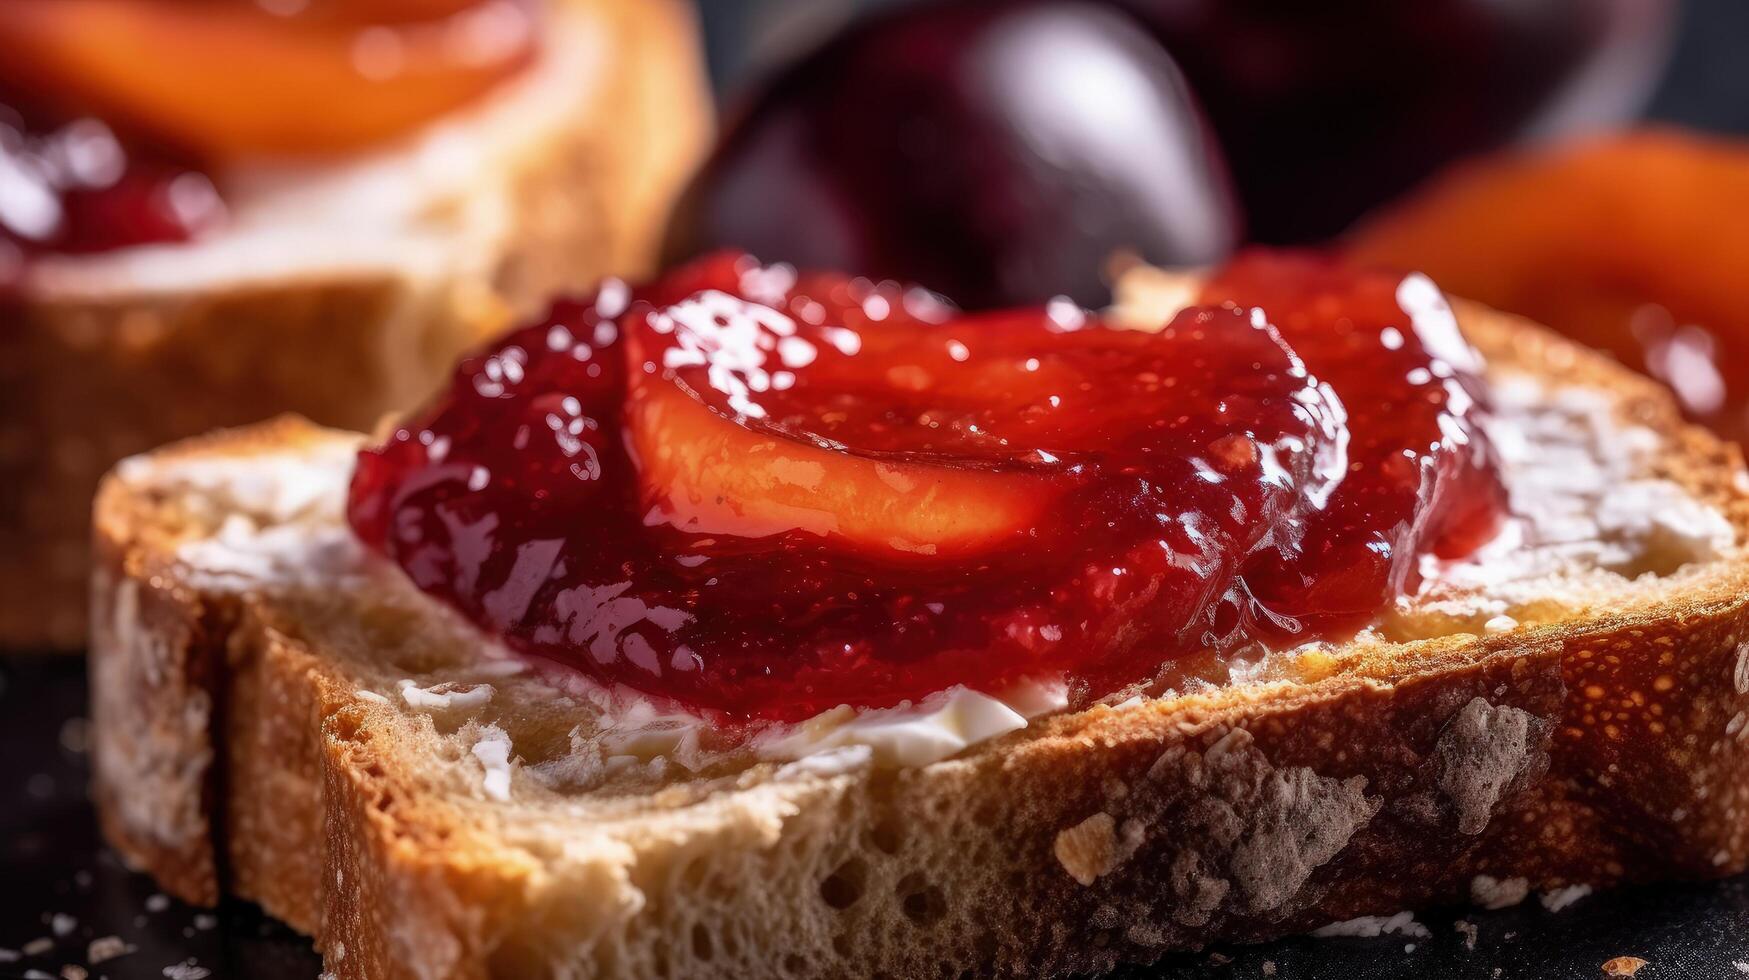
left=89, top=275, right=1749, bottom=979
left=0, top=0, right=711, bottom=649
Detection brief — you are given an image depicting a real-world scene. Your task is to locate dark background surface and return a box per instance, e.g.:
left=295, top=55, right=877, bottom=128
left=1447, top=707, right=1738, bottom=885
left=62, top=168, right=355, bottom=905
left=698, top=0, right=1749, bottom=136
left=1644, top=0, right=1749, bottom=133
left=6, top=1, right=1749, bottom=978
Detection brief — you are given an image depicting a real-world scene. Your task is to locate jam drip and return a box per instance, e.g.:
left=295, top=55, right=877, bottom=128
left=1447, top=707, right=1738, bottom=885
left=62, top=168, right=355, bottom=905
left=350, top=250, right=1506, bottom=721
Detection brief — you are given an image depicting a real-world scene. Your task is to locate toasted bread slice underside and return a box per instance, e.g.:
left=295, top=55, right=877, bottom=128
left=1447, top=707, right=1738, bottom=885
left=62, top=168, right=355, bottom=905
left=91, top=284, right=1749, bottom=980
left=2, top=0, right=711, bottom=649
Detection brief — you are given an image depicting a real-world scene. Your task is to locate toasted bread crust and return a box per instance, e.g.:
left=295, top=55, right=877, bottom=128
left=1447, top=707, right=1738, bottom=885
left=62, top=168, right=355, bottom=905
left=90, top=301, right=1749, bottom=978
left=88, top=416, right=355, bottom=920
left=1, top=0, right=710, bottom=650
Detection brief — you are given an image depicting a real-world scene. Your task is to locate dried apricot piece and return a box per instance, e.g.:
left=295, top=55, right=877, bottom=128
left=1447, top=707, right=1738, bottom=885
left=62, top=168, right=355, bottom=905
left=1351, top=129, right=1749, bottom=442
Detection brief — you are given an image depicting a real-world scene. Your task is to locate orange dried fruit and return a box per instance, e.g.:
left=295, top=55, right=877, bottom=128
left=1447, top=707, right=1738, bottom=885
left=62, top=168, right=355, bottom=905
left=1351, top=128, right=1749, bottom=443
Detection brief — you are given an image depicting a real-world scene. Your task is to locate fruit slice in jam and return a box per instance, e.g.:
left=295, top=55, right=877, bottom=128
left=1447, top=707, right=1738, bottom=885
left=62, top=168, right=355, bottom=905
left=0, top=0, right=536, bottom=266
left=627, top=373, right=1052, bottom=557
left=0, top=0, right=534, bottom=160
left=350, top=251, right=1503, bottom=722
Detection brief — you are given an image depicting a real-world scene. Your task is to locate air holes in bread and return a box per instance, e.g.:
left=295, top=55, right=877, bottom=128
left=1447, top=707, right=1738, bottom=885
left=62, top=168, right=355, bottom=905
left=868, top=816, right=904, bottom=855
left=820, top=858, right=867, bottom=909
left=896, top=873, right=946, bottom=926
left=681, top=856, right=708, bottom=888
left=329, top=709, right=364, bottom=741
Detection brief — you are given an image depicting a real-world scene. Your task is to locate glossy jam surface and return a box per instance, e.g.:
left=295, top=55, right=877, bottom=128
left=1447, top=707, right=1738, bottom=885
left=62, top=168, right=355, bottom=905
left=1202, top=251, right=1506, bottom=627
left=350, top=250, right=1505, bottom=721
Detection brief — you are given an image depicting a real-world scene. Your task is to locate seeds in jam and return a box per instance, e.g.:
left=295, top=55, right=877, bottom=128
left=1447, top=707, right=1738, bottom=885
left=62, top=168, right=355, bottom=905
left=349, top=250, right=1505, bottom=721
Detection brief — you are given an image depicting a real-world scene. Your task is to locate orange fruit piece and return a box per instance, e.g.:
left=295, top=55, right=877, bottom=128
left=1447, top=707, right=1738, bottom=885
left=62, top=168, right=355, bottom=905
left=625, top=333, right=1056, bottom=560
left=0, top=0, right=534, bottom=159
left=1350, top=128, right=1749, bottom=443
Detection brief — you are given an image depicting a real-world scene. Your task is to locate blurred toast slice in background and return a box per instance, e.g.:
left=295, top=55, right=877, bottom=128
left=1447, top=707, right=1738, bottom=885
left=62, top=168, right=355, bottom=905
left=0, top=0, right=710, bottom=649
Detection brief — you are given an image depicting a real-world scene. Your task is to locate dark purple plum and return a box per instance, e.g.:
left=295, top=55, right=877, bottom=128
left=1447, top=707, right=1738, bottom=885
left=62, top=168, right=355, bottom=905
left=1114, top=0, right=1675, bottom=242
left=663, top=0, right=1239, bottom=309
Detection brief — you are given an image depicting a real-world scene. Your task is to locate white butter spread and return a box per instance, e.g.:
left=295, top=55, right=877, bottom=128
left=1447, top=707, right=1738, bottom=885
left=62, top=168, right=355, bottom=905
left=400, top=679, right=495, bottom=711
left=118, top=442, right=365, bottom=590
left=472, top=725, right=514, bottom=802
left=536, top=667, right=1070, bottom=773
left=118, top=441, right=358, bottom=525
left=774, top=746, right=875, bottom=782
left=754, top=680, right=1070, bottom=770
left=1415, top=373, right=1736, bottom=625
left=175, top=519, right=361, bottom=590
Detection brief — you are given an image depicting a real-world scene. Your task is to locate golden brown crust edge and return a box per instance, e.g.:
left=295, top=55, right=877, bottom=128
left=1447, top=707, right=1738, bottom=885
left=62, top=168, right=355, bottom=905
left=2, top=0, right=711, bottom=650
left=89, top=301, right=1749, bottom=979
left=88, top=417, right=355, bottom=925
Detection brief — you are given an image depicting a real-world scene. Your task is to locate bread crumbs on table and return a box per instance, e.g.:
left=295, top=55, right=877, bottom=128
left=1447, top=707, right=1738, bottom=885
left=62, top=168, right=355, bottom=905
left=1455, top=919, right=1479, bottom=951
left=86, top=936, right=132, bottom=964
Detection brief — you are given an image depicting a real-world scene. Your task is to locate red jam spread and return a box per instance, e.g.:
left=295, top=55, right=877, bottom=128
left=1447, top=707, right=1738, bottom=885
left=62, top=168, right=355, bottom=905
left=0, top=0, right=536, bottom=269
left=0, top=103, right=221, bottom=263
left=349, top=250, right=1506, bottom=722
left=1200, top=251, right=1507, bottom=628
